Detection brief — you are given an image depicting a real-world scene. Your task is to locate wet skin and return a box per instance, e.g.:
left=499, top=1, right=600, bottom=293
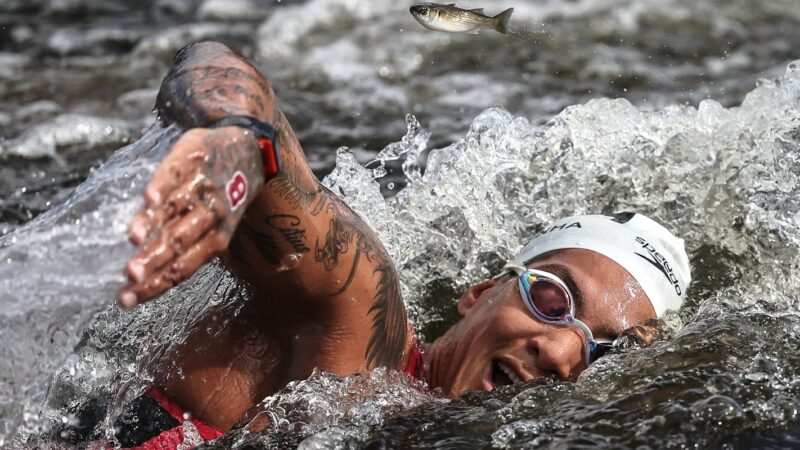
left=422, top=249, right=657, bottom=397
left=120, top=41, right=408, bottom=431
left=120, top=41, right=658, bottom=431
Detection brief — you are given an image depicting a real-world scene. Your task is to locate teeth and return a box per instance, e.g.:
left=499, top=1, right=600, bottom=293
left=498, top=361, right=523, bottom=384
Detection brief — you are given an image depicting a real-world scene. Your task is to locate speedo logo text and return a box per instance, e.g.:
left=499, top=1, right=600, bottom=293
left=634, top=236, right=682, bottom=296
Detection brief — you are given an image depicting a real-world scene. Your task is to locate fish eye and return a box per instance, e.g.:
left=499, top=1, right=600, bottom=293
left=418, top=7, right=428, bottom=15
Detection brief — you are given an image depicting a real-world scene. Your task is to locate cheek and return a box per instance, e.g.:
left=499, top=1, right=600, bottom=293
left=451, top=282, right=534, bottom=349
left=598, top=289, right=630, bottom=331
left=599, top=280, right=644, bottom=332
left=617, top=279, right=647, bottom=329
left=454, top=305, right=522, bottom=352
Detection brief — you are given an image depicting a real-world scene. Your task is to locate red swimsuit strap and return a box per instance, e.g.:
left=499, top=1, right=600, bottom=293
left=146, top=387, right=223, bottom=441
left=121, top=387, right=223, bottom=449
left=404, top=343, right=424, bottom=380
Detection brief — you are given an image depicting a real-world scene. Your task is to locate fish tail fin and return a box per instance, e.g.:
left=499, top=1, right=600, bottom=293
left=494, top=7, right=514, bottom=34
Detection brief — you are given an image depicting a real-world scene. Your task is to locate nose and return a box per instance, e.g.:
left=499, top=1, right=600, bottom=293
left=528, top=330, right=586, bottom=380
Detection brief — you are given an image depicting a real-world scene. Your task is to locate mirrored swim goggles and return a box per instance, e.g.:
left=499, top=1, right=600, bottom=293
left=500, top=264, right=613, bottom=363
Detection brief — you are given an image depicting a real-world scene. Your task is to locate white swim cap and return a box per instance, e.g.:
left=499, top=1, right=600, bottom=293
left=513, top=213, right=691, bottom=317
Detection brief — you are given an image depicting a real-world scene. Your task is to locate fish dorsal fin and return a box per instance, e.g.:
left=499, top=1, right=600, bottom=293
left=470, top=8, right=484, bottom=13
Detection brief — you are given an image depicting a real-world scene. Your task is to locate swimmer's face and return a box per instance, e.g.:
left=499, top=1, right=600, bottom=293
left=426, top=248, right=656, bottom=397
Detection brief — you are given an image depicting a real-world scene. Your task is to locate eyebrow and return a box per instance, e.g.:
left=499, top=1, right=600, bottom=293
left=533, top=263, right=587, bottom=316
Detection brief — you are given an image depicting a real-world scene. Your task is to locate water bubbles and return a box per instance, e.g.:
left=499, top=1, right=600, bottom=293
left=491, top=419, right=567, bottom=448
left=279, top=253, right=302, bottom=271
left=7, top=4, right=800, bottom=445
left=0, top=114, right=137, bottom=159
left=370, top=165, right=387, bottom=179
left=301, top=52, right=800, bottom=448
left=179, top=420, right=203, bottom=449
left=690, top=395, right=743, bottom=426
left=231, top=367, right=440, bottom=447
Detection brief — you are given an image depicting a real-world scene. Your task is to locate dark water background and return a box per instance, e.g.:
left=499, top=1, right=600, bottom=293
left=2, top=0, right=800, bottom=448
left=2, top=0, right=797, bottom=234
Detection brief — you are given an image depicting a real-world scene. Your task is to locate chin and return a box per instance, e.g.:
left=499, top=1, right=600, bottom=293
left=443, top=359, right=493, bottom=397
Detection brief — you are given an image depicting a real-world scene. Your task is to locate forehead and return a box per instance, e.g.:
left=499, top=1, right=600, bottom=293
left=526, top=248, right=656, bottom=335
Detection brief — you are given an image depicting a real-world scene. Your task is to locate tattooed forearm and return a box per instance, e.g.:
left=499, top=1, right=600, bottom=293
left=230, top=215, right=310, bottom=267
left=159, top=43, right=408, bottom=369
left=265, top=215, right=310, bottom=254
left=313, top=196, right=407, bottom=368
left=232, top=221, right=282, bottom=265
left=267, top=148, right=322, bottom=209
left=315, top=217, right=352, bottom=271
left=156, top=44, right=273, bottom=129
left=366, top=261, right=405, bottom=369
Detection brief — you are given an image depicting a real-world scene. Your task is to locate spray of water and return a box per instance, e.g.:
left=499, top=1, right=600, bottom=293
left=5, top=59, right=800, bottom=447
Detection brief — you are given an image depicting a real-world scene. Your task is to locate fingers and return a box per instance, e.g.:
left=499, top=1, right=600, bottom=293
left=143, top=131, right=207, bottom=207
left=129, top=132, right=207, bottom=244
left=129, top=174, right=211, bottom=245
left=120, top=126, right=258, bottom=307
left=129, top=202, right=218, bottom=277
left=119, top=230, right=228, bottom=308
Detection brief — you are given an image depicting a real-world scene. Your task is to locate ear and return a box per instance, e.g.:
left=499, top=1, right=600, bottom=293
left=457, top=277, right=501, bottom=317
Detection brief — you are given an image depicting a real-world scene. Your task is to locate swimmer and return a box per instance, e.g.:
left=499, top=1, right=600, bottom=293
left=113, top=42, right=691, bottom=448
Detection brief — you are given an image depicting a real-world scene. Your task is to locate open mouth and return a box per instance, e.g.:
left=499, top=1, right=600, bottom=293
left=486, top=359, right=524, bottom=390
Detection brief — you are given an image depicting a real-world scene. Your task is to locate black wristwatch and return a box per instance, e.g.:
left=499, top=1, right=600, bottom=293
left=207, top=115, right=281, bottom=181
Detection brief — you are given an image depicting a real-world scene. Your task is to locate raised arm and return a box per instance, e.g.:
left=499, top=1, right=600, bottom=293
left=119, top=42, right=407, bottom=370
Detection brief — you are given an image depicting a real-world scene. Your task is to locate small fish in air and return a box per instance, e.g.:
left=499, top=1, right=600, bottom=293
left=409, top=3, right=514, bottom=35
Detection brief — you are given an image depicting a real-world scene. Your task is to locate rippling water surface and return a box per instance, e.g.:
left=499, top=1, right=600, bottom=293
left=2, top=0, right=800, bottom=448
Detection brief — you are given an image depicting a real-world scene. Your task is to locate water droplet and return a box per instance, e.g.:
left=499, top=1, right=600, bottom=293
left=278, top=253, right=302, bottom=271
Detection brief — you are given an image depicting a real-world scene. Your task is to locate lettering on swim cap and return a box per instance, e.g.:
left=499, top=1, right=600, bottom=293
left=538, top=221, right=582, bottom=236
left=515, top=213, right=691, bottom=317
left=634, top=236, right=682, bottom=296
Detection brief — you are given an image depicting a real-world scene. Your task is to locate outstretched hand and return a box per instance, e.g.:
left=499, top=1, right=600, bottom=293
left=118, top=126, right=264, bottom=307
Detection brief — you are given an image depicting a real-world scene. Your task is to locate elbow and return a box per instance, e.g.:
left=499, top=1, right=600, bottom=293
left=172, top=41, right=238, bottom=66
left=155, top=42, right=272, bottom=129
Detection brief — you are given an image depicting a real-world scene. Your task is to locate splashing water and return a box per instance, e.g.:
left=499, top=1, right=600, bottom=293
left=4, top=59, right=800, bottom=448
left=297, top=60, right=800, bottom=448
left=206, top=368, right=441, bottom=449
left=3, top=0, right=800, bottom=445
left=0, top=122, right=172, bottom=445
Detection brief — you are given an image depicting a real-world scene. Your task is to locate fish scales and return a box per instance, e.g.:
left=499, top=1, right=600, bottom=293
left=410, top=3, right=514, bottom=35
left=440, top=9, right=495, bottom=27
